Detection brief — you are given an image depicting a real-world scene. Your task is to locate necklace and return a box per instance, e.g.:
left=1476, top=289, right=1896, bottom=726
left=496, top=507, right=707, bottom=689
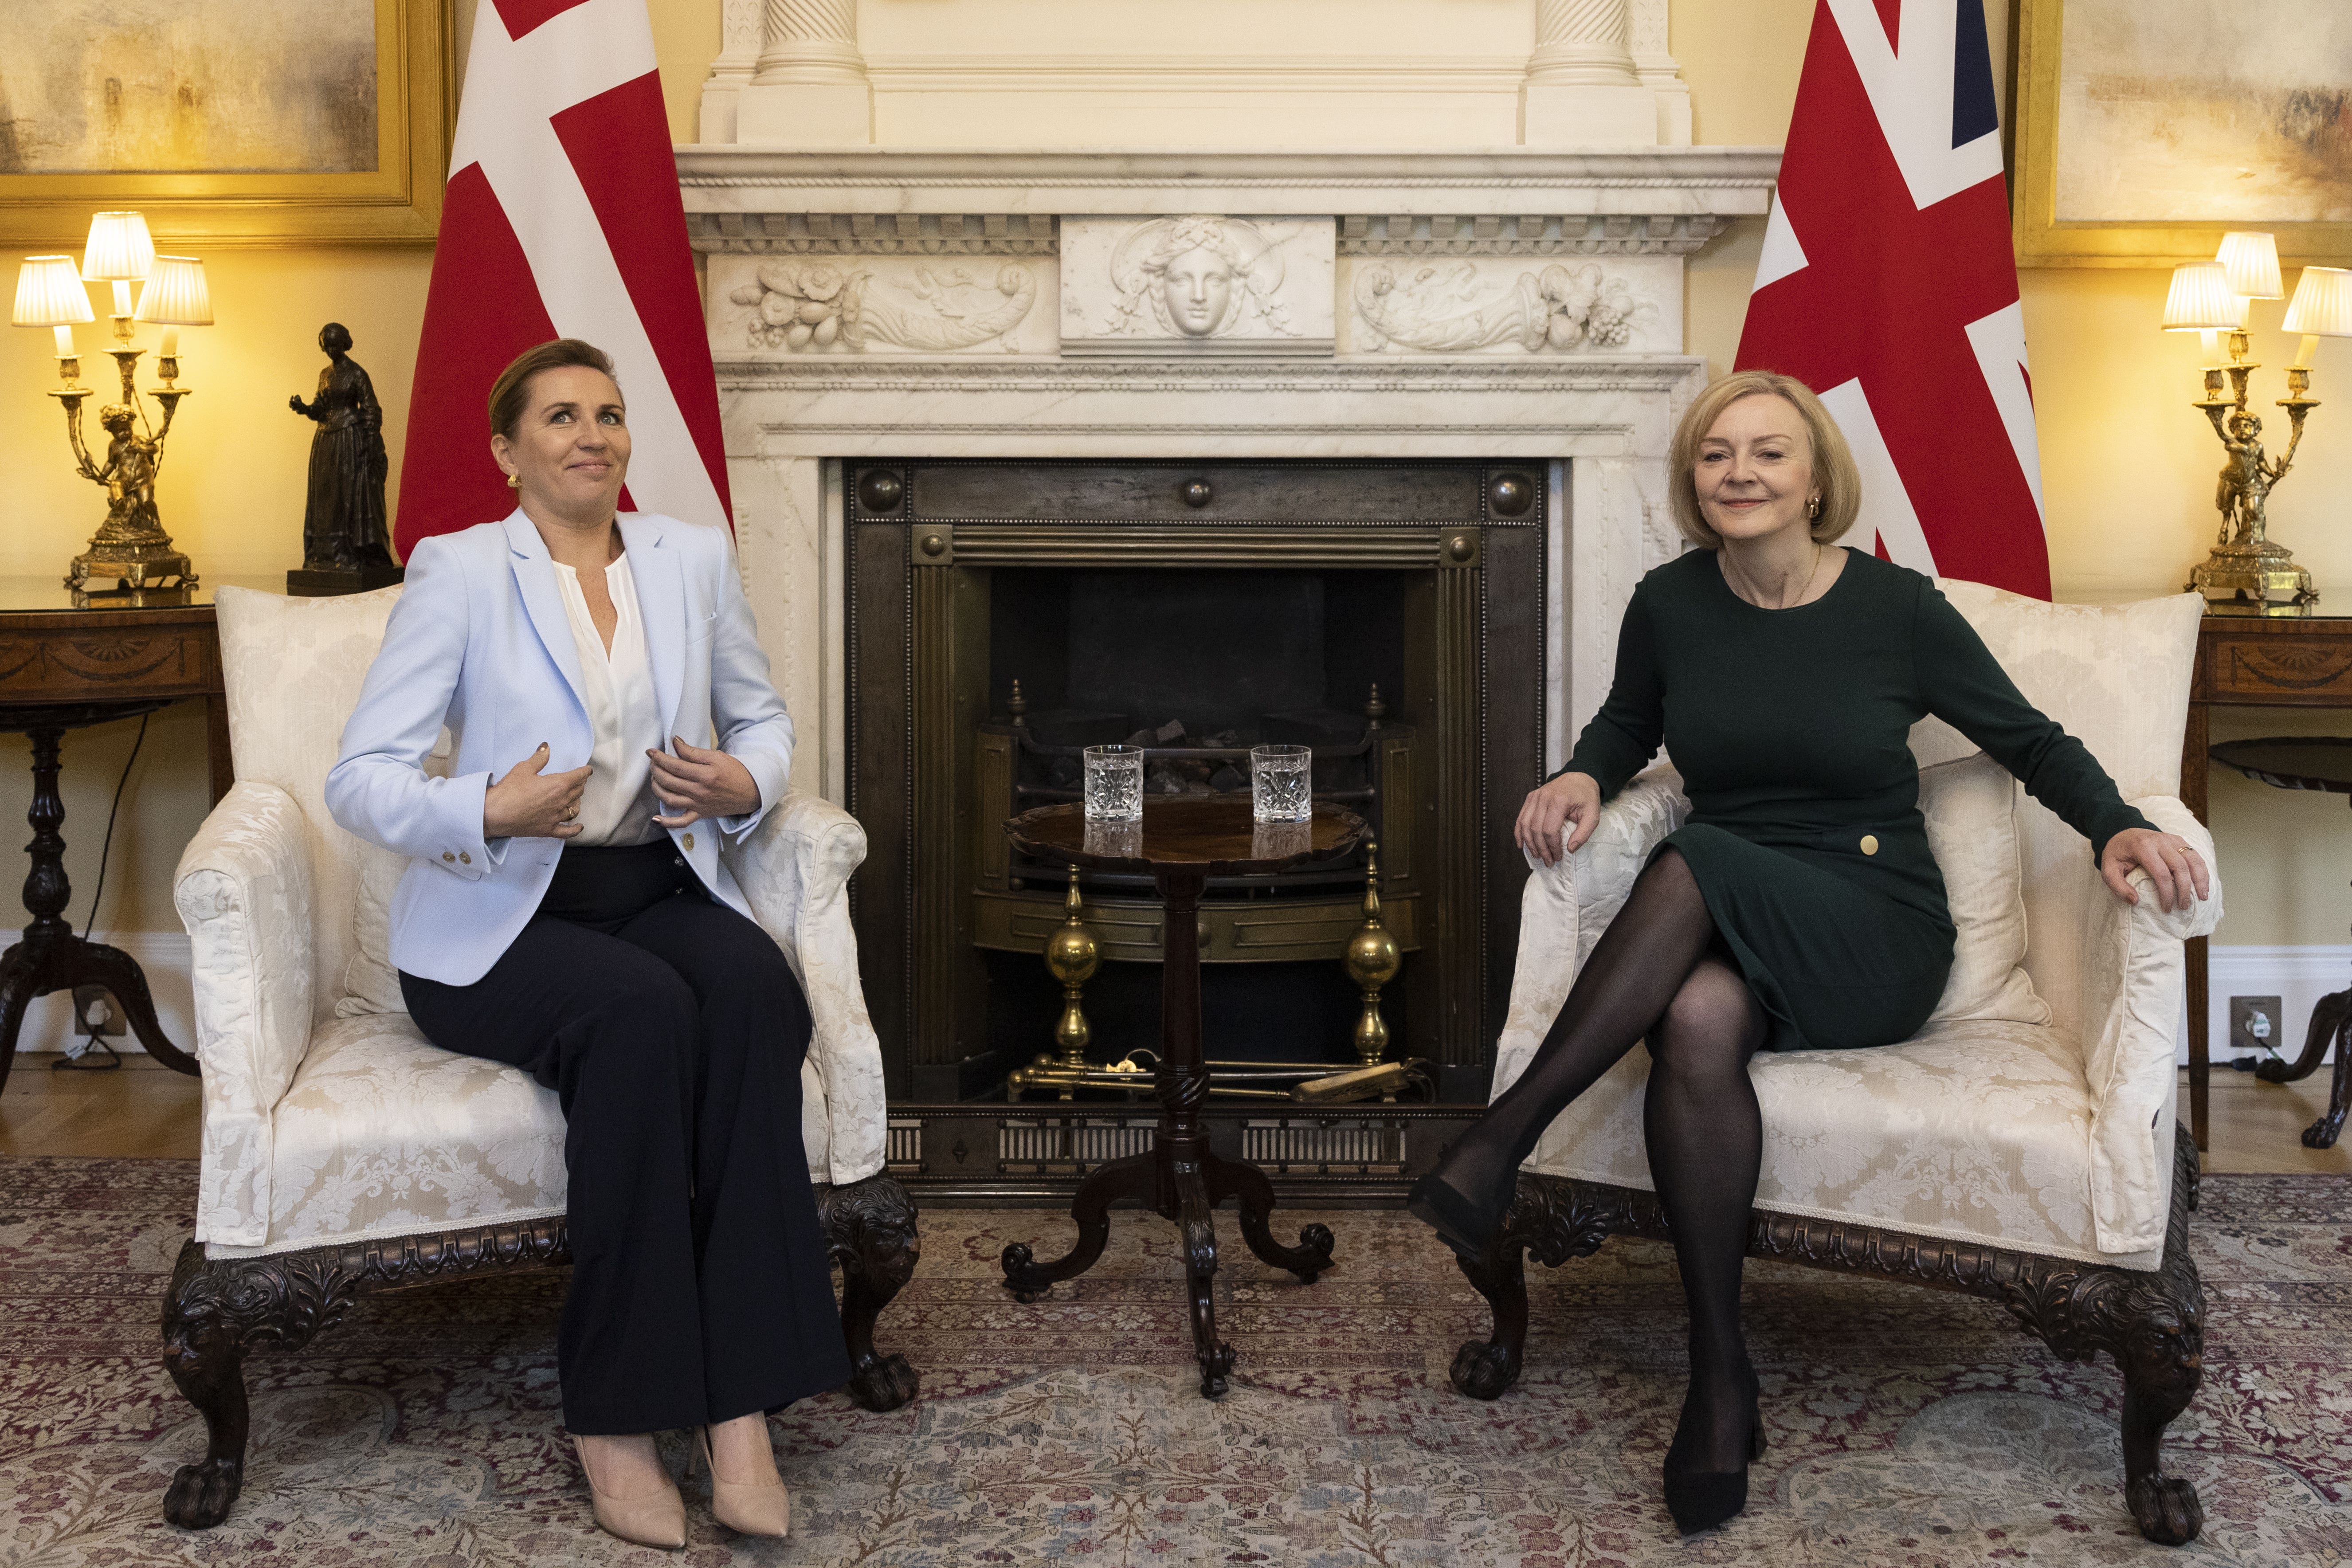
left=1728, top=543, right=1827, bottom=609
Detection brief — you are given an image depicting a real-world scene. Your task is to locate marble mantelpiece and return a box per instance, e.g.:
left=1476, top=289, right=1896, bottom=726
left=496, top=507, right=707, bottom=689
left=689, top=148, right=1777, bottom=804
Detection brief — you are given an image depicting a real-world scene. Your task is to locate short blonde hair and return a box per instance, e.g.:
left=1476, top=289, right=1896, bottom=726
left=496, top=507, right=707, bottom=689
left=1667, top=370, right=1862, bottom=550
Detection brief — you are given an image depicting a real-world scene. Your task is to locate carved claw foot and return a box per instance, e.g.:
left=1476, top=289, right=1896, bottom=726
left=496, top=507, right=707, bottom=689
left=2301, top=1111, right=2345, bottom=1150
left=1448, top=1339, right=1523, bottom=1400
left=2127, top=1473, right=2204, bottom=1547
left=819, top=1173, right=922, bottom=1412
left=847, top=1351, right=921, bottom=1412
left=162, top=1457, right=243, bottom=1530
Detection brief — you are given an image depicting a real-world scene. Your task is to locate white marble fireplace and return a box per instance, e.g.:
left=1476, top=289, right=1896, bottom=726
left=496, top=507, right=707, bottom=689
left=683, top=146, right=1778, bottom=801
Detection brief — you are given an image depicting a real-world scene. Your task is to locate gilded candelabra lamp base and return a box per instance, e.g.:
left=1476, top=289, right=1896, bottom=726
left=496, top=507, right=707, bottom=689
left=2184, top=333, right=2317, bottom=615
left=53, top=346, right=198, bottom=597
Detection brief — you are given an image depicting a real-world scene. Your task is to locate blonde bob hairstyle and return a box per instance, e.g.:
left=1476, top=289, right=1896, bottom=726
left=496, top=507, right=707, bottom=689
left=1667, top=370, right=1862, bottom=550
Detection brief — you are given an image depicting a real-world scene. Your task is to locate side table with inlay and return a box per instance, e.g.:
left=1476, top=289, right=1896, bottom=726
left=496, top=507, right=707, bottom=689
left=2184, top=605, right=2352, bottom=1151
left=0, top=579, right=264, bottom=1092
left=998, top=798, right=1366, bottom=1398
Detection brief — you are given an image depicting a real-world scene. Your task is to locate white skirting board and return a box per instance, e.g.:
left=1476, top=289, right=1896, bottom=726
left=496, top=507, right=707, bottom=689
left=0, top=930, right=196, bottom=1059
left=2186, top=945, right=2352, bottom=1067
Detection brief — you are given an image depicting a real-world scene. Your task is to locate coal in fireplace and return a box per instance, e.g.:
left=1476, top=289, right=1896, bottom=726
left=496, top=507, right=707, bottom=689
left=849, top=460, right=1544, bottom=1200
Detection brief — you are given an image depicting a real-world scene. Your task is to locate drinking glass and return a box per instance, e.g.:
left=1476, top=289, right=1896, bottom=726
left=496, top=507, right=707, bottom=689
left=1083, top=744, right=1144, bottom=821
left=1250, top=744, right=1312, bottom=823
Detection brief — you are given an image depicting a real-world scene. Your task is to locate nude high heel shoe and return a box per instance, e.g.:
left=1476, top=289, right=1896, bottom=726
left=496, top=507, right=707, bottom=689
left=695, top=1423, right=792, bottom=1538
left=572, top=1435, right=688, bottom=1550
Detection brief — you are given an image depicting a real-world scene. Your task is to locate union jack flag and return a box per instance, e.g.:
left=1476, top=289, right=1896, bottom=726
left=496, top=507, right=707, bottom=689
left=1736, top=0, right=2048, bottom=598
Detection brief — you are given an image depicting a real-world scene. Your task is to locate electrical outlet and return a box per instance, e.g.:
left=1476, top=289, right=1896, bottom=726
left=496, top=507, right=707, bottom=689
left=71, top=985, right=122, bottom=1039
left=2230, top=995, right=2282, bottom=1056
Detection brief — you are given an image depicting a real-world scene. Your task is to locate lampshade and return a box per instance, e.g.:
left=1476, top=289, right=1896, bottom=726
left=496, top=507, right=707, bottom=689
left=134, top=257, right=212, bottom=325
left=80, top=211, right=155, bottom=282
left=2217, top=231, right=2285, bottom=299
left=2162, top=261, right=2242, bottom=331
left=12, top=256, right=95, bottom=328
left=2282, top=266, right=2352, bottom=338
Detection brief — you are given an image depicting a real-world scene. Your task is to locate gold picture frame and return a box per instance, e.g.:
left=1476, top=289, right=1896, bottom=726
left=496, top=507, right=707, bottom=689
left=2013, top=0, right=2352, bottom=268
left=0, top=0, right=449, bottom=249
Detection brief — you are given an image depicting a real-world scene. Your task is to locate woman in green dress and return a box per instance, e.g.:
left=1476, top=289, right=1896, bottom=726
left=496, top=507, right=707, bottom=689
left=1408, top=370, right=2210, bottom=1536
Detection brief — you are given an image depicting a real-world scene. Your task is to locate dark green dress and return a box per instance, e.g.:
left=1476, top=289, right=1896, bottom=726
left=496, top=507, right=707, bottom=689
left=1562, top=548, right=2152, bottom=1054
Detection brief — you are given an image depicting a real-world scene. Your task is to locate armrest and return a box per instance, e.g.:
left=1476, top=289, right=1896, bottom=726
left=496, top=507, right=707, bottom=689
left=2079, top=795, right=2222, bottom=1255
left=724, top=789, right=888, bottom=1184
left=1491, top=768, right=1688, bottom=1099
left=172, top=781, right=319, bottom=1249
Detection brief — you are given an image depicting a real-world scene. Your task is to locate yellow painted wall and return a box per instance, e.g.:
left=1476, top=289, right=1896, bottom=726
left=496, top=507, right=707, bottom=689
left=5, top=0, right=2340, bottom=949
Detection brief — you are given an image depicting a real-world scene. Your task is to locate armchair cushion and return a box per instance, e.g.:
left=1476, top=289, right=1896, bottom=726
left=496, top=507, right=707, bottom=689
left=1918, top=753, right=2047, bottom=1029
left=1527, top=1014, right=2150, bottom=1269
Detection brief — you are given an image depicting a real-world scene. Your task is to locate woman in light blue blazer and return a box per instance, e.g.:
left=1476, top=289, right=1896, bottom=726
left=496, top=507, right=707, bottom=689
left=327, top=339, right=839, bottom=1548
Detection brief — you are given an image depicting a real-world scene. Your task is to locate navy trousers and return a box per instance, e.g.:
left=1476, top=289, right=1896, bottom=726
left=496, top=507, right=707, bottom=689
left=401, top=840, right=850, bottom=1435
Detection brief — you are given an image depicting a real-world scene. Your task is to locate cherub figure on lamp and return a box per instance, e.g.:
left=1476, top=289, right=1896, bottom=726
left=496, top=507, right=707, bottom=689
left=2170, top=236, right=2352, bottom=613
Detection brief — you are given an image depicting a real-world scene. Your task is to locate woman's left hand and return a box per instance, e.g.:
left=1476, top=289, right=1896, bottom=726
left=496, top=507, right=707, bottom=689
left=650, top=736, right=760, bottom=829
left=2098, top=827, right=2210, bottom=913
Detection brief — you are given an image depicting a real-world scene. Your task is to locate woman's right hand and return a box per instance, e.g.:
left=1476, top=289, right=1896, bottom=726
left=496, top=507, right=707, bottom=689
left=1515, top=771, right=1602, bottom=866
left=483, top=743, right=592, bottom=840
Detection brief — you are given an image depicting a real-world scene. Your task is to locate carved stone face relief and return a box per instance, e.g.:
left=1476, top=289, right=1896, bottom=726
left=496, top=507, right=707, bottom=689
left=1162, top=246, right=1235, bottom=337
left=1060, top=216, right=1336, bottom=356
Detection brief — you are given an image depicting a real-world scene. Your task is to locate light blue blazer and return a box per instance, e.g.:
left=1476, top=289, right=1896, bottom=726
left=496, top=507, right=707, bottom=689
left=325, top=510, right=794, bottom=987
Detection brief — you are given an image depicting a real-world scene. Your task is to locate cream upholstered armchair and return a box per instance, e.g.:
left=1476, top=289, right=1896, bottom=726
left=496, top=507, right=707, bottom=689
left=158, top=585, right=919, bottom=1530
left=1452, top=584, right=2222, bottom=1547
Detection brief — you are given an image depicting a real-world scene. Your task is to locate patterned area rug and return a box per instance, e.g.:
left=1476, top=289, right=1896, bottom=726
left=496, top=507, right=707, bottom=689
left=2, top=1157, right=2348, bottom=1567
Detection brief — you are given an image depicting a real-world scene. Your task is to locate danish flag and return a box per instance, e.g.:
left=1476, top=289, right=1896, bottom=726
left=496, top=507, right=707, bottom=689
left=394, top=0, right=729, bottom=556
left=1736, top=0, right=2048, bottom=597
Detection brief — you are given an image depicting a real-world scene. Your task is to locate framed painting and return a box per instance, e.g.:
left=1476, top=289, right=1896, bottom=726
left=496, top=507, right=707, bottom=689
left=2013, top=0, right=2352, bottom=267
left=0, top=0, right=449, bottom=247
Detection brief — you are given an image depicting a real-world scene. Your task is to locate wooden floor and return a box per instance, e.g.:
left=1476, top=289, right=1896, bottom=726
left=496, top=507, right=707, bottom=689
left=2, top=1051, right=2345, bottom=1175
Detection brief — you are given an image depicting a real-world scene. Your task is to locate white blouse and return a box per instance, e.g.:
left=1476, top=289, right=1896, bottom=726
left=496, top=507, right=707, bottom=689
left=549, top=553, right=664, bottom=847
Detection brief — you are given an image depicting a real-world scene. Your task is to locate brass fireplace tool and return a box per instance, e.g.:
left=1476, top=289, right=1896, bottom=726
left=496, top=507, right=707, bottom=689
left=1008, top=841, right=1423, bottom=1104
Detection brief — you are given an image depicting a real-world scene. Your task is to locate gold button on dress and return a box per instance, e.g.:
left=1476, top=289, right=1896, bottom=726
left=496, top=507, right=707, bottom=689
left=683, top=832, right=695, bottom=851
left=1860, top=835, right=1879, bottom=856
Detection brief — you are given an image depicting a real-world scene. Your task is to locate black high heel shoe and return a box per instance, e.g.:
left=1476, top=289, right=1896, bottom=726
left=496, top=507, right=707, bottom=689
left=1406, top=1164, right=1517, bottom=1259
left=1660, top=1378, right=1765, bottom=1537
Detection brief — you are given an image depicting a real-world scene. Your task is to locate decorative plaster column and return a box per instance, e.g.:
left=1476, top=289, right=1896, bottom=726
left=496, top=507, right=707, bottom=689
left=700, top=0, right=764, bottom=143
left=736, top=0, right=874, bottom=145
left=1628, top=0, right=1693, bottom=146
left=1522, top=0, right=1659, bottom=146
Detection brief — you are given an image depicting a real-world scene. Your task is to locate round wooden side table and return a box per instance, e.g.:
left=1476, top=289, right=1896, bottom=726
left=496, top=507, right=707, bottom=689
left=997, top=796, right=1367, bottom=1397
left=2210, top=735, right=2352, bottom=1149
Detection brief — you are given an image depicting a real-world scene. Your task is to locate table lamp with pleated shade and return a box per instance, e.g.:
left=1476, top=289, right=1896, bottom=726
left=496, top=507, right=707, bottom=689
left=2163, top=260, right=2246, bottom=363
left=133, top=257, right=211, bottom=381
left=13, top=255, right=95, bottom=383
left=2282, top=266, right=2352, bottom=369
left=81, top=211, right=155, bottom=341
left=2218, top=232, right=2285, bottom=301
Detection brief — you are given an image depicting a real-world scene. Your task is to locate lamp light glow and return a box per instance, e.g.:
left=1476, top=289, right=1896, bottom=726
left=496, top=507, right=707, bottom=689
left=12, top=256, right=94, bottom=329
left=79, top=212, right=155, bottom=283
left=2163, top=261, right=2243, bottom=333
left=2282, top=265, right=2352, bottom=368
left=2218, top=232, right=2285, bottom=300
left=134, top=257, right=212, bottom=359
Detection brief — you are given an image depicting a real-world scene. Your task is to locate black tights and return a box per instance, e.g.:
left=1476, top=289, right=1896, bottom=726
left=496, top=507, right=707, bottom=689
left=1436, top=847, right=1766, bottom=1469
